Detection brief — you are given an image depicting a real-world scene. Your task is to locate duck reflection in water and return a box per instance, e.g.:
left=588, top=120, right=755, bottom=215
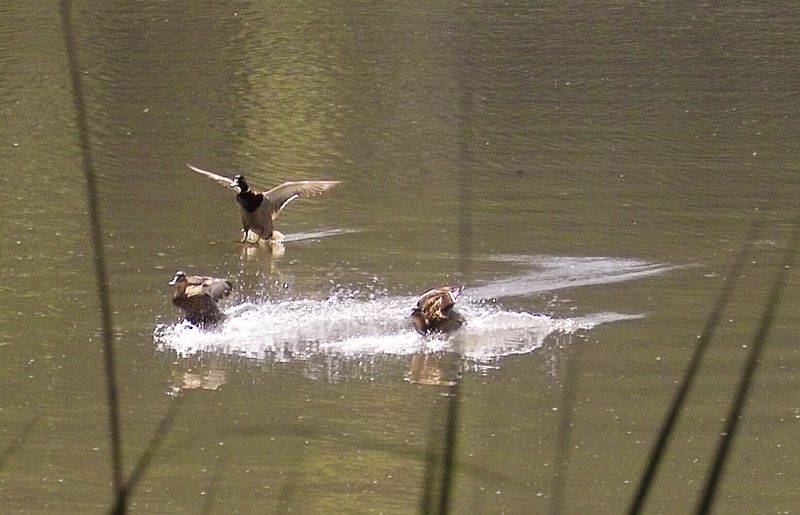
left=168, top=354, right=228, bottom=395
left=168, top=271, right=233, bottom=328
left=239, top=237, right=285, bottom=261
left=405, top=351, right=463, bottom=386
left=410, top=286, right=466, bottom=334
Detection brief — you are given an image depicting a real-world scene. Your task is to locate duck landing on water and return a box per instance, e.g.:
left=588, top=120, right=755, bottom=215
left=410, top=286, right=466, bottom=335
left=168, top=271, right=233, bottom=328
left=186, top=164, right=340, bottom=244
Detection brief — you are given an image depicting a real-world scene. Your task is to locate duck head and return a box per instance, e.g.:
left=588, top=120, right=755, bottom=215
left=230, top=175, right=250, bottom=194
left=445, top=285, right=463, bottom=304
left=168, top=270, right=187, bottom=286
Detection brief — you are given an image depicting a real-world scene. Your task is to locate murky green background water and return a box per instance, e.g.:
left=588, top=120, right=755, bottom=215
left=2, top=1, right=799, bottom=513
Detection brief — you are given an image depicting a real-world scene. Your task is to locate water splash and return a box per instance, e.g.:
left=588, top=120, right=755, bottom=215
left=155, top=255, right=671, bottom=378
left=154, top=295, right=639, bottom=363
left=466, top=255, right=679, bottom=300
left=280, top=228, right=360, bottom=242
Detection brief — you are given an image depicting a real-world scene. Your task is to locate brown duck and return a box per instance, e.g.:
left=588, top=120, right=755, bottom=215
left=168, top=271, right=233, bottom=327
left=186, top=164, right=340, bottom=244
left=410, top=286, right=466, bottom=334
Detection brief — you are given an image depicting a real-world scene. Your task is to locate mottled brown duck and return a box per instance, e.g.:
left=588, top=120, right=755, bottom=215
left=410, top=286, right=466, bottom=334
left=168, top=271, right=233, bottom=328
left=186, top=164, right=340, bottom=244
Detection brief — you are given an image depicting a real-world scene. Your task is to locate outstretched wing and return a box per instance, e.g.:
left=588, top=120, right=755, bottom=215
left=264, top=180, right=341, bottom=220
left=186, top=164, right=235, bottom=188
left=201, top=278, right=233, bottom=301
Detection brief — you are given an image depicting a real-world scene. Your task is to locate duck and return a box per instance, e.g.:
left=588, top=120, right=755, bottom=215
left=410, top=286, right=466, bottom=334
left=168, top=271, right=233, bottom=328
left=186, top=164, right=340, bottom=244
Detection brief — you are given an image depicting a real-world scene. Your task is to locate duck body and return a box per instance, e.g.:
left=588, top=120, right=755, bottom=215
left=186, top=164, right=340, bottom=244
left=410, top=286, right=465, bottom=334
left=169, top=271, right=233, bottom=328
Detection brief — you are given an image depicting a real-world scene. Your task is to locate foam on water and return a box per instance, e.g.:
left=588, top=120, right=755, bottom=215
left=154, top=295, right=640, bottom=363
left=154, top=254, right=667, bottom=365
left=465, top=255, right=679, bottom=300
left=279, top=228, right=360, bottom=242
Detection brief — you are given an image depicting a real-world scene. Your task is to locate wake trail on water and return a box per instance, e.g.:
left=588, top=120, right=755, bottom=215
left=155, top=255, right=673, bottom=364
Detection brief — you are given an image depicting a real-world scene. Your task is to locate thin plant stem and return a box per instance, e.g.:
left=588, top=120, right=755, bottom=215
left=59, top=1, right=125, bottom=510
left=695, top=221, right=799, bottom=514
left=627, top=227, right=757, bottom=515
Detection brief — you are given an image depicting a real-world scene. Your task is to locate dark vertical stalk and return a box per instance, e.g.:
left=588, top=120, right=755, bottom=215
left=59, top=1, right=125, bottom=510
left=694, top=221, right=799, bottom=514
left=627, top=228, right=756, bottom=515
left=420, top=400, right=444, bottom=515
left=550, top=338, right=582, bottom=515
left=456, top=50, right=475, bottom=273
left=437, top=381, right=463, bottom=513
left=432, top=16, right=479, bottom=512
left=115, top=397, right=183, bottom=509
left=0, top=417, right=39, bottom=470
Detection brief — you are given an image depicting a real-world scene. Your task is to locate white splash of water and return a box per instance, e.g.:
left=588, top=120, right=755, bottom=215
left=154, top=254, right=670, bottom=366
left=466, top=255, right=679, bottom=300
left=154, top=296, right=640, bottom=364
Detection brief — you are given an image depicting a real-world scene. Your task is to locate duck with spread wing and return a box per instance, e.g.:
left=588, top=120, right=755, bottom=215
left=186, top=164, right=340, bottom=244
left=168, top=271, right=233, bottom=328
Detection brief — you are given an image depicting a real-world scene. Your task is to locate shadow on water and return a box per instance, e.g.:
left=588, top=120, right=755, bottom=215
left=59, top=1, right=125, bottom=510
left=0, top=417, right=39, bottom=471
left=549, top=333, right=584, bottom=515
left=693, top=220, right=799, bottom=514
left=626, top=227, right=756, bottom=515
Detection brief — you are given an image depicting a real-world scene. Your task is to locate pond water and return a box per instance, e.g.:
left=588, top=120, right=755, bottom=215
left=1, top=1, right=799, bottom=513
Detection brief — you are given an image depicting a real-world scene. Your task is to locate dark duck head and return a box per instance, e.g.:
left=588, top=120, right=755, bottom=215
left=229, top=174, right=263, bottom=212
left=229, top=175, right=250, bottom=194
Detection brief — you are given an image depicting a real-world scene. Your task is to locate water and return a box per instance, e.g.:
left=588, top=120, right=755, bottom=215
left=2, top=1, right=799, bottom=513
